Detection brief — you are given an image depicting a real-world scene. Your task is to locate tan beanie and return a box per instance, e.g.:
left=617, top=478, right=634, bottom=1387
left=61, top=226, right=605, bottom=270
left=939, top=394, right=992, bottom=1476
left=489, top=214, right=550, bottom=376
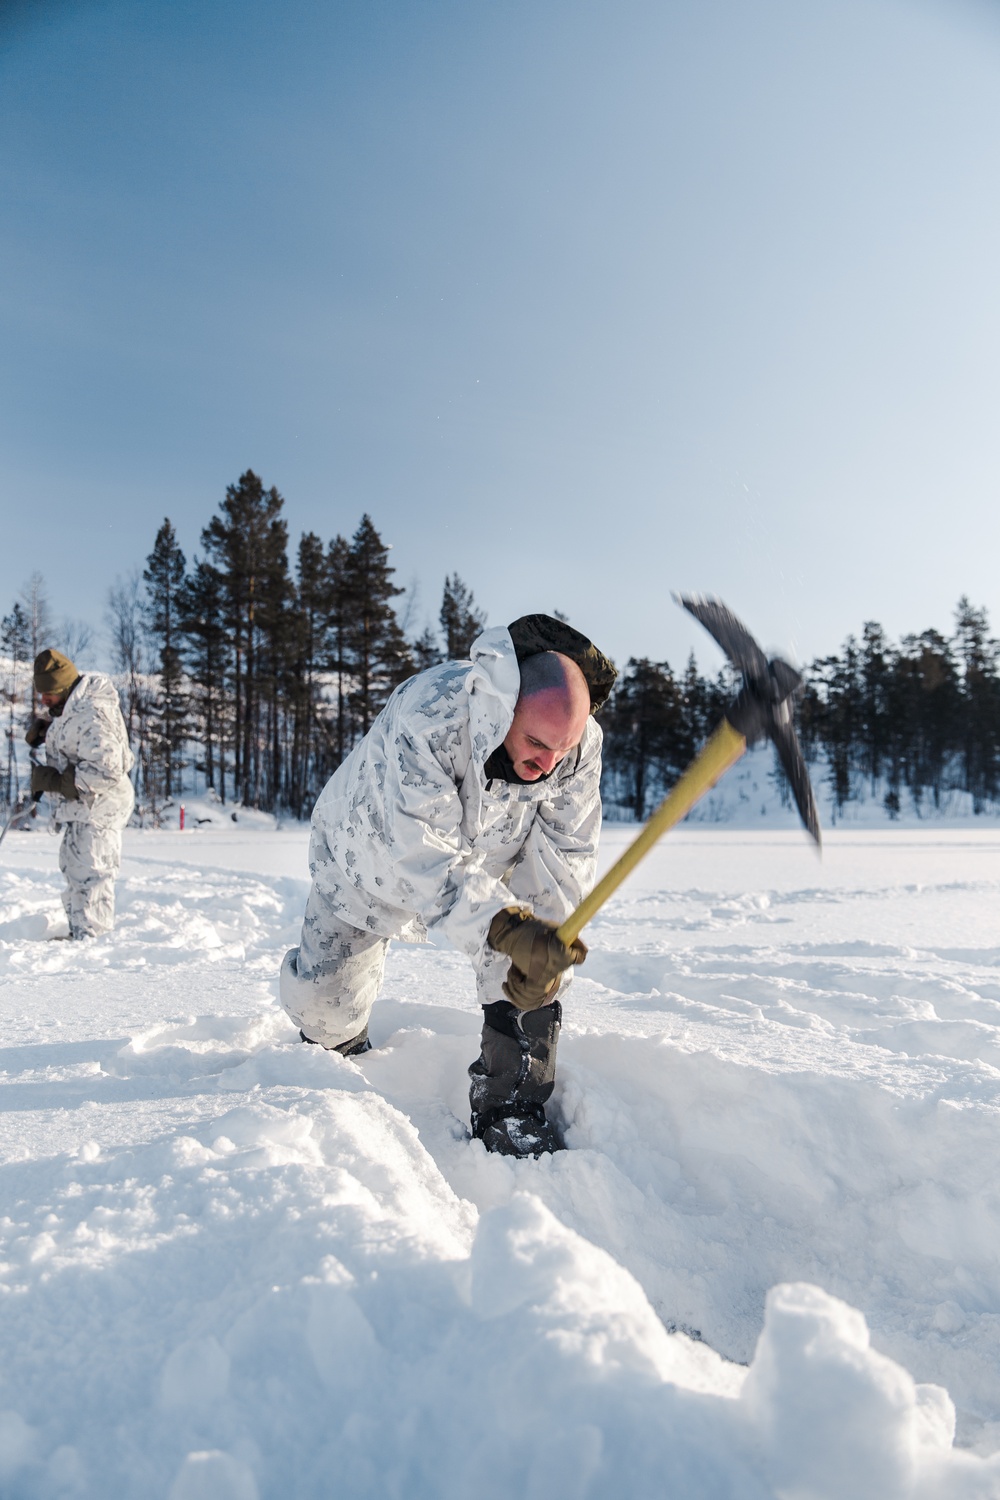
left=34, top=649, right=79, bottom=696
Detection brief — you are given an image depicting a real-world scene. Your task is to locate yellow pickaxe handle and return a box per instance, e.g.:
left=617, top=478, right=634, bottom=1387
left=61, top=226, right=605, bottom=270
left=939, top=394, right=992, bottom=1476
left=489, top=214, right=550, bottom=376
left=555, top=718, right=748, bottom=946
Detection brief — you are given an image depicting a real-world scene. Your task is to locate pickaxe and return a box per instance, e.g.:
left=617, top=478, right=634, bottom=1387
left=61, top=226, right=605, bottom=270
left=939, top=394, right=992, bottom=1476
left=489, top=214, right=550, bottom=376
left=555, top=596, right=820, bottom=946
left=0, top=793, right=39, bottom=852
left=0, top=745, right=46, bottom=854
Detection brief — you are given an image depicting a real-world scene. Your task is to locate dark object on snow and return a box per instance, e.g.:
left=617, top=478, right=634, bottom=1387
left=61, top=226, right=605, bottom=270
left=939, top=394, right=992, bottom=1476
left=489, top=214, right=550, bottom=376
left=300, top=1025, right=372, bottom=1058
left=679, top=595, right=821, bottom=845
left=469, top=1000, right=564, bottom=1157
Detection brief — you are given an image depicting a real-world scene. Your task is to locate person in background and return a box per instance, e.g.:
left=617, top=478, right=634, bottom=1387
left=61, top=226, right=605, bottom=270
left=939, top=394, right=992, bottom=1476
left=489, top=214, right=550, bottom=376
left=27, top=649, right=135, bottom=940
left=280, top=614, right=616, bottom=1158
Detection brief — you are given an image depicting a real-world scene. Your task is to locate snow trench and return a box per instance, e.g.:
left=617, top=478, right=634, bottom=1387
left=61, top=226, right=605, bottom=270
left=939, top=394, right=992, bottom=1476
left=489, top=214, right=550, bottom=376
left=1, top=827, right=999, bottom=1498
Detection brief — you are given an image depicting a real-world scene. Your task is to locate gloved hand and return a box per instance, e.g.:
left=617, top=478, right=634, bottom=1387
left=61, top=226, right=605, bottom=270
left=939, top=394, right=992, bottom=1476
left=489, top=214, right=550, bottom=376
left=30, top=764, right=79, bottom=801
left=25, top=717, right=50, bottom=748
left=487, top=907, right=588, bottom=1011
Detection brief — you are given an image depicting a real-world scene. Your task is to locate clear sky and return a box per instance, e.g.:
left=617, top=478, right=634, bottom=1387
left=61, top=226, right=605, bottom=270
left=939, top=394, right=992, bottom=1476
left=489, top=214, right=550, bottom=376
left=3, top=0, right=1000, bottom=675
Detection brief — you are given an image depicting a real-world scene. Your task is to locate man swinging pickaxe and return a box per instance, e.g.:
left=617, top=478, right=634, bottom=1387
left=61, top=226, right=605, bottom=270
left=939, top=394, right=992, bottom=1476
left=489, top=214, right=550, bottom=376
left=555, top=595, right=820, bottom=948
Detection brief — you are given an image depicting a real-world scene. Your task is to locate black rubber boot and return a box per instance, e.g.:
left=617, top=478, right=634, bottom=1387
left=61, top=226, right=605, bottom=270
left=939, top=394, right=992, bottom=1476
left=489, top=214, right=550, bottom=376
left=300, top=1025, right=372, bottom=1057
left=468, top=1000, right=563, bottom=1158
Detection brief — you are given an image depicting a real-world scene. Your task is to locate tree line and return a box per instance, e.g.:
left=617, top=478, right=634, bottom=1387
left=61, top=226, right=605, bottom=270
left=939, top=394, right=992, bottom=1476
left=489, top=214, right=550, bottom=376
left=3, top=471, right=486, bottom=819
left=600, top=598, right=1000, bottom=820
left=798, top=600, right=1000, bottom=817
left=4, top=470, right=1000, bottom=823
left=122, top=471, right=488, bottom=819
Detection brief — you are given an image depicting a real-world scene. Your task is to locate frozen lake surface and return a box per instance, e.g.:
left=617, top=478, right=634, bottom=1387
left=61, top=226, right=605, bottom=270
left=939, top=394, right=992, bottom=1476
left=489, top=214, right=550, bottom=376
left=2, top=821, right=1000, bottom=1497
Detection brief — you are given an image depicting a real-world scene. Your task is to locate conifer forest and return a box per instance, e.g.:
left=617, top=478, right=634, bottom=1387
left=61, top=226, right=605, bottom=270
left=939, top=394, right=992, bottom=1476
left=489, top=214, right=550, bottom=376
left=3, top=469, right=1000, bottom=824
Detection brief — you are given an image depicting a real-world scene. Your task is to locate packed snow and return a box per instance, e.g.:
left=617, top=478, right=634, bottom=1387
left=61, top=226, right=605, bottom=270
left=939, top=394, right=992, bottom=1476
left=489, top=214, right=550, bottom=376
left=2, top=813, right=1000, bottom=1497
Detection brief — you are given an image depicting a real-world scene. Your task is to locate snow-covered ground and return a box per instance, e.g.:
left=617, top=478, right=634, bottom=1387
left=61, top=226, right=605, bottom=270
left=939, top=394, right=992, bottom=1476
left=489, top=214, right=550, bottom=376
left=2, top=819, right=1000, bottom=1497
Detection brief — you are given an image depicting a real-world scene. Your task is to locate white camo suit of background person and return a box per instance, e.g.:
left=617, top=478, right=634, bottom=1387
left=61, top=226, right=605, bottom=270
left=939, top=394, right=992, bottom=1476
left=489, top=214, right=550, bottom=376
left=30, top=650, right=135, bottom=939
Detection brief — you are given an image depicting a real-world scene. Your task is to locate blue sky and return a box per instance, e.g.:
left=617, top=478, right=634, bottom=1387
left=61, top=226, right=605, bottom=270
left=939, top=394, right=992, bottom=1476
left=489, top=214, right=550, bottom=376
left=3, top=0, right=1000, bottom=673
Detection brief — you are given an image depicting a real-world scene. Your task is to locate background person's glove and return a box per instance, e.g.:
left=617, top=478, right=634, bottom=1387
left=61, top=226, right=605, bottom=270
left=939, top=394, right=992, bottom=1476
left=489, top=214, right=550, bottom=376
left=487, top=907, right=588, bottom=1011
left=25, top=717, right=50, bottom=748
left=30, top=764, right=79, bottom=801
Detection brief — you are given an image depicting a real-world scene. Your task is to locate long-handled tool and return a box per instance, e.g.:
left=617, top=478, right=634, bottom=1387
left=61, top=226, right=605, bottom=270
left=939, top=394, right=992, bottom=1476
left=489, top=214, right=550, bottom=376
left=556, top=595, right=820, bottom=945
left=0, top=792, right=40, bottom=851
left=0, top=743, right=45, bottom=854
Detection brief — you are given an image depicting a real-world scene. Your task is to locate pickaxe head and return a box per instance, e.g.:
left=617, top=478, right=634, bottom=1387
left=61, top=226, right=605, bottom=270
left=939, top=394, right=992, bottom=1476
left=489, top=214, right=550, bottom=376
left=678, top=595, right=822, bottom=845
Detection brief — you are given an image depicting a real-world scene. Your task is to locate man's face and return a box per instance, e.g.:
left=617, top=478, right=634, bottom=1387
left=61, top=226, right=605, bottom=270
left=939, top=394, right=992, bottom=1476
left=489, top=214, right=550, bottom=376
left=503, top=689, right=589, bottom=781
left=40, top=692, right=64, bottom=710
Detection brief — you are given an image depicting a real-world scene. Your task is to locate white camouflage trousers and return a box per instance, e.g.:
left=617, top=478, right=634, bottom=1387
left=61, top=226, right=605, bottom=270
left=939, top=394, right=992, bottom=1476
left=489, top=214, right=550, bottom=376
left=59, top=822, right=123, bottom=938
left=279, top=880, right=388, bottom=1047
left=280, top=882, right=512, bottom=1048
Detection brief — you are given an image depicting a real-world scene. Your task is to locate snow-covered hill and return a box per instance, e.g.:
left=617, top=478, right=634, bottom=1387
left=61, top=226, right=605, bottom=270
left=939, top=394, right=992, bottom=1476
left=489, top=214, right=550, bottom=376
left=681, top=742, right=1000, bottom=829
left=1, top=822, right=1000, bottom=1497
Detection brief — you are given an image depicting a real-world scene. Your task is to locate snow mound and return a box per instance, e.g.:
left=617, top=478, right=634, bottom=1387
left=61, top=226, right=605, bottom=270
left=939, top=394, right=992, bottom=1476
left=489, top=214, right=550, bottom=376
left=742, top=1282, right=983, bottom=1500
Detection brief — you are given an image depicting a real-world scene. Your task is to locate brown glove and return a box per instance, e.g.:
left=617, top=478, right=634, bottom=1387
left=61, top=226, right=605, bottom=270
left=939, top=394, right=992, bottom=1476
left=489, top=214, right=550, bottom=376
left=25, top=717, right=50, bottom=748
left=487, top=907, right=588, bottom=1011
left=30, top=764, right=79, bottom=801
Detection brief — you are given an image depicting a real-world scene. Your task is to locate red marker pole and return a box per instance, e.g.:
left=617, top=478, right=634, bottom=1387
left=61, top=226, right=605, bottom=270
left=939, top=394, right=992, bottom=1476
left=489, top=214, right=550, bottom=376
left=179, top=804, right=185, bottom=831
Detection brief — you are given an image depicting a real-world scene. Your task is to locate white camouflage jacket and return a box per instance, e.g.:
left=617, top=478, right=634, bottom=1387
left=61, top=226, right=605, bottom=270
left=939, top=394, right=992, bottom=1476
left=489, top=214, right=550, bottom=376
left=43, top=674, right=136, bottom=830
left=309, top=626, right=604, bottom=966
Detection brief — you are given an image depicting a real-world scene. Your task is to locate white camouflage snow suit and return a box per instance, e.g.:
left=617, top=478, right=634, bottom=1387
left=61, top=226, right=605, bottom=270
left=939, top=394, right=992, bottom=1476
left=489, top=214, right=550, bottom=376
left=280, top=623, right=609, bottom=1048
left=43, top=674, right=135, bottom=938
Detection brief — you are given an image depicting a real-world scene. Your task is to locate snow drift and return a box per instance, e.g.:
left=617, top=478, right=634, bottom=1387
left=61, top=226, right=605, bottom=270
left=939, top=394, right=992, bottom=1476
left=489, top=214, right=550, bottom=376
left=1, top=823, right=999, bottom=1497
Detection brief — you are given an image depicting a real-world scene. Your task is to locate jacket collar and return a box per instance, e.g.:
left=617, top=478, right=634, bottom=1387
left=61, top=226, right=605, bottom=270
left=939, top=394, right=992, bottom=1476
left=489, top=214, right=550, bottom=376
left=463, top=627, right=520, bottom=769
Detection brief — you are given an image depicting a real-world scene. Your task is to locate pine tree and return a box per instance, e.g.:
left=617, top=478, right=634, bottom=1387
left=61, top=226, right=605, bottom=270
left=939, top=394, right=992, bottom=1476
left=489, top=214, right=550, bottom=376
left=286, top=532, right=333, bottom=817
left=681, top=651, right=729, bottom=755
left=325, top=535, right=352, bottom=764
left=202, top=471, right=290, bottom=808
left=439, top=574, right=486, bottom=660
left=412, top=625, right=443, bottom=673
left=601, top=658, right=684, bottom=819
left=799, top=618, right=970, bottom=815
left=343, top=515, right=411, bottom=737
left=260, top=538, right=293, bottom=812
left=889, top=630, right=959, bottom=811
left=143, top=519, right=188, bottom=798
left=1, top=604, right=30, bottom=663
left=858, top=622, right=892, bottom=792
left=810, top=638, right=862, bottom=812
left=178, top=559, right=229, bottom=800
left=953, top=597, right=1000, bottom=811
left=105, top=573, right=151, bottom=815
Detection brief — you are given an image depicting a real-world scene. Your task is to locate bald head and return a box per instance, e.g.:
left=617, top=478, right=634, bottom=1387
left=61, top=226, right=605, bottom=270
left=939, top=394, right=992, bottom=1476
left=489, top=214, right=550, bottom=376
left=503, top=651, right=591, bottom=781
